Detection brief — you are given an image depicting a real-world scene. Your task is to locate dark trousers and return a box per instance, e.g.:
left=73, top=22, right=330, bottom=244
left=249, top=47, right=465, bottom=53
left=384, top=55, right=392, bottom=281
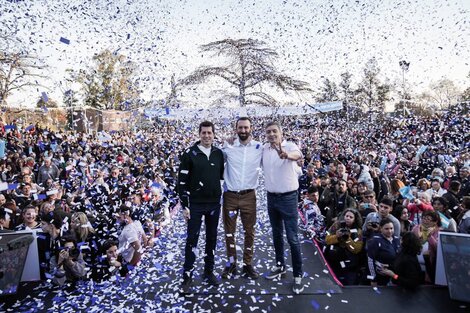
left=222, top=190, right=257, bottom=266
left=183, top=202, right=221, bottom=275
left=267, top=191, right=303, bottom=277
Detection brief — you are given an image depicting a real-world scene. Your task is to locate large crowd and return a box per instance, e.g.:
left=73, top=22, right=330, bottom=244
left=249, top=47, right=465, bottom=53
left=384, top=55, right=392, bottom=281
left=0, top=108, right=469, bottom=291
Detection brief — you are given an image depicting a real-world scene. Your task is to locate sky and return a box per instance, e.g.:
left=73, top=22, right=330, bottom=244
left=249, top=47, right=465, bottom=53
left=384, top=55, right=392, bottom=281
left=1, top=0, right=469, bottom=108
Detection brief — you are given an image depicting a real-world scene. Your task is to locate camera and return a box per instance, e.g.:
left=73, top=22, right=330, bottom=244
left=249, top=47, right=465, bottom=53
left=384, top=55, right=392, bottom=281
left=338, top=221, right=350, bottom=240
left=369, top=222, right=379, bottom=229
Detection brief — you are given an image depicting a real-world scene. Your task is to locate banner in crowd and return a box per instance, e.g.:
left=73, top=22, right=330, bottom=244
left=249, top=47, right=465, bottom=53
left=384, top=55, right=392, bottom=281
left=143, top=101, right=343, bottom=120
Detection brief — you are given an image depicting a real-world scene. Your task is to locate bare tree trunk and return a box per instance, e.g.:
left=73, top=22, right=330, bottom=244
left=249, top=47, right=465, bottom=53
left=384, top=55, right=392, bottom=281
left=239, top=55, right=246, bottom=107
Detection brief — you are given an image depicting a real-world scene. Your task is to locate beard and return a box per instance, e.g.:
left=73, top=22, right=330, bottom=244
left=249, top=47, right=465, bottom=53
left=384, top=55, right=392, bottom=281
left=238, top=132, right=250, bottom=141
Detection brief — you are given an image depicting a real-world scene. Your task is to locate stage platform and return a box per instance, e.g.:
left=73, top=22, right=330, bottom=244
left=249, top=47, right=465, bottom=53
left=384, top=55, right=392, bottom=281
left=1, top=207, right=468, bottom=312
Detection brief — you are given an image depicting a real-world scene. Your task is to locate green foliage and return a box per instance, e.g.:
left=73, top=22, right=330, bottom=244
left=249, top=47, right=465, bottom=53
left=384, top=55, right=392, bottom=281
left=76, top=50, right=141, bottom=110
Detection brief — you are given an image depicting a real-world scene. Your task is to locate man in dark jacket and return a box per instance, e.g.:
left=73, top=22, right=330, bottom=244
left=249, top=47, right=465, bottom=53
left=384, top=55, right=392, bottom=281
left=320, top=178, right=357, bottom=227
left=178, top=121, right=224, bottom=293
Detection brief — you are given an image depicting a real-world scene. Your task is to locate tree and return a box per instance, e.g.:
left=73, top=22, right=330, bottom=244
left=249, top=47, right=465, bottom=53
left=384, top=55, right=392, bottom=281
left=0, top=52, right=46, bottom=107
left=355, top=58, right=391, bottom=112
left=0, top=23, right=46, bottom=107
left=427, top=78, right=461, bottom=109
left=316, top=78, right=339, bottom=102
left=339, top=71, right=354, bottom=103
left=76, top=49, right=141, bottom=110
left=460, top=71, right=470, bottom=102
left=179, top=38, right=311, bottom=107
left=36, top=96, right=58, bottom=109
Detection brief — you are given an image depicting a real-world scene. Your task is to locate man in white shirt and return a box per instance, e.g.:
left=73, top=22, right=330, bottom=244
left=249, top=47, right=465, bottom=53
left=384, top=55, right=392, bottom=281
left=262, top=121, right=304, bottom=294
left=118, top=205, right=144, bottom=266
left=221, top=117, right=263, bottom=280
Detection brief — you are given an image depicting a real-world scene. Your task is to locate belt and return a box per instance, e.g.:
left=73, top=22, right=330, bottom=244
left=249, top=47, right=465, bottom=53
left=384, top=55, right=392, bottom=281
left=267, top=190, right=297, bottom=196
left=226, top=189, right=255, bottom=195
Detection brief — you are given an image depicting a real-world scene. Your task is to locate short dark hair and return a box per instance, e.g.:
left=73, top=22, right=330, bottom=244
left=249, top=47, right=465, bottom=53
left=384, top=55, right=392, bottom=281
left=265, top=121, right=281, bottom=130
left=199, top=121, right=215, bottom=134
left=236, top=117, right=252, bottom=128
left=432, top=197, right=448, bottom=209
left=449, top=180, right=461, bottom=192
left=379, top=217, right=393, bottom=227
left=307, top=186, right=319, bottom=194
left=400, top=232, right=422, bottom=255
left=101, top=239, right=118, bottom=253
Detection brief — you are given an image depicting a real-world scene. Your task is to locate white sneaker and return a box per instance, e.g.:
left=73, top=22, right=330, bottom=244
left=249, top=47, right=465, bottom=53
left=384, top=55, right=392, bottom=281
left=293, top=277, right=304, bottom=294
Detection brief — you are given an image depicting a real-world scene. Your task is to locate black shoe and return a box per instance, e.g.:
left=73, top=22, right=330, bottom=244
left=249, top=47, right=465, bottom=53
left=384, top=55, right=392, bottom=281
left=265, top=265, right=286, bottom=280
left=242, top=265, right=259, bottom=279
left=222, top=263, right=238, bottom=279
left=203, top=271, right=220, bottom=286
left=180, top=274, right=192, bottom=294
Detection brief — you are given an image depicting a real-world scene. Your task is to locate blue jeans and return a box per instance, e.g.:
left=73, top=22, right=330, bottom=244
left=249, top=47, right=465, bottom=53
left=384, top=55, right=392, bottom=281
left=183, top=202, right=221, bottom=274
left=267, top=191, right=303, bottom=277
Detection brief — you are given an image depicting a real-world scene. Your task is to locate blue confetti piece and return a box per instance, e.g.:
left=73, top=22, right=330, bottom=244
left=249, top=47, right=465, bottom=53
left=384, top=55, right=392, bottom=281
left=256, top=144, right=260, bottom=149
left=8, top=183, right=18, bottom=190
left=311, top=299, right=320, bottom=310
left=59, top=37, right=70, bottom=44
left=41, top=92, right=48, bottom=102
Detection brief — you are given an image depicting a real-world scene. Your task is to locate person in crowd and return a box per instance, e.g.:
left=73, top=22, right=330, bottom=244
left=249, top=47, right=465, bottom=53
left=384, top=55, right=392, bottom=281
left=373, top=167, right=389, bottom=202
left=442, top=180, right=461, bottom=220
left=321, top=178, right=357, bottom=228
left=0, top=193, right=7, bottom=207
left=395, top=169, right=408, bottom=186
left=70, top=212, right=99, bottom=268
left=457, top=166, right=469, bottom=199
left=416, top=178, right=431, bottom=193
left=118, top=204, right=147, bottom=268
left=37, top=156, right=60, bottom=186
left=300, top=186, right=326, bottom=245
left=357, top=190, right=378, bottom=221
left=52, top=234, right=87, bottom=286
left=443, top=166, right=458, bottom=190
left=426, top=178, right=447, bottom=199
left=0, top=206, right=12, bottom=231
left=325, top=208, right=364, bottom=285
left=432, top=197, right=457, bottom=232
left=15, top=204, right=41, bottom=230
left=14, top=183, right=34, bottom=210
left=367, top=218, right=401, bottom=286
left=378, top=232, right=425, bottom=289
left=406, top=192, right=434, bottom=225
left=40, top=211, right=69, bottom=279
left=352, top=163, right=374, bottom=191
left=221, top=117, right=262, bottom=280
left=92, top=239, right=128, bottom=281
left=363, top=197, right=401, bottom=242
left=177, top=121, right=225, bottom=293
left=388, top=179, right=405, bottom=208
left=457, top=196, right=470, bottom=233
left=298, top=163, right=316, bottom=197
left=336, top=163, right=349, bottom=181
left=262, top=121, right=304, bottom=294
left=412, top=210, right=440, bottom=283
left=391, top=205, right=413, bottom=236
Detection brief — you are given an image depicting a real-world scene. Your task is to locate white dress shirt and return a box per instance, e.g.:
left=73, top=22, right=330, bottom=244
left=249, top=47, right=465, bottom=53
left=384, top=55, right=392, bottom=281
left=262, top=140, right=302, bottom=193
left=223, top=139, right=263, bottom=191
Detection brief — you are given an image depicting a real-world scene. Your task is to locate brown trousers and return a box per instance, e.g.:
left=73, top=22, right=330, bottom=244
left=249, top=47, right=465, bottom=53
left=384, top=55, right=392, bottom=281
left=222, top=190, right=257, bottom=266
